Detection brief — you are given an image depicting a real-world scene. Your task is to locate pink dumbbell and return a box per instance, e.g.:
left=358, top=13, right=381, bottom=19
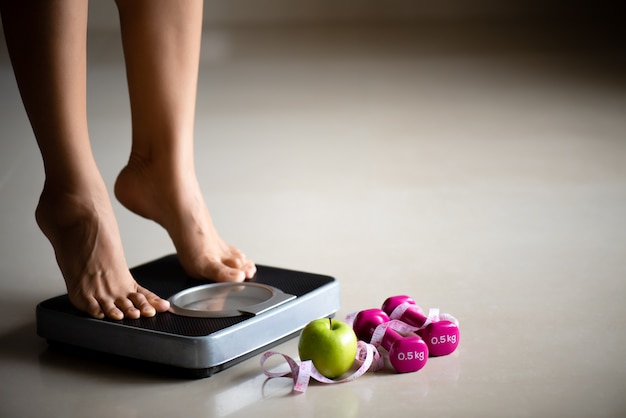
left=382, top=295, right=460, bottom=357
left=353, top=308, right=428, bottom=373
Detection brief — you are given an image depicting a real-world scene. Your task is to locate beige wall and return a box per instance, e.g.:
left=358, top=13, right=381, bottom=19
left=0, top=1, right=621, bottom=42
left=84, top=0, right=619, bottom=30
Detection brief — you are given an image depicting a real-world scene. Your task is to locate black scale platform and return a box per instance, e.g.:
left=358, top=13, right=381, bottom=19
left=37, top=254, right=340, bottom=378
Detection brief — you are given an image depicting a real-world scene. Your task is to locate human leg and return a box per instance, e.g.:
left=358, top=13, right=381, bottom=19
left=114, top=0, right=256, bottom=282
left=0, top=0, right=170, bottom=320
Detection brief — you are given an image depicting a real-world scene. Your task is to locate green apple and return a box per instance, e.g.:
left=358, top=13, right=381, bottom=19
left=298, top=318, right=358, bottom=379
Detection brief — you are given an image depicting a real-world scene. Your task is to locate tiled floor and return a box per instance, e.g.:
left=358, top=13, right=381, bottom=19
left=1, top=20, right=625, bottom=417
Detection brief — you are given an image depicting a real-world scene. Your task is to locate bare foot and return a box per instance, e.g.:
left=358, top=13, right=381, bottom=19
left=36, top=179, right=170, bottom=320
left=114, top=154, right=256, bottom=282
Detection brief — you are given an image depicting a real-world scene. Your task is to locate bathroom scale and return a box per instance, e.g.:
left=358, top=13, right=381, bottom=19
left=36, top=254, right=340, bottom=378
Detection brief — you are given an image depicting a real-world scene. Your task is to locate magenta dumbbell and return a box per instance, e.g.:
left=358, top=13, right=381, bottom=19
left=382, top=295, right=460, bottom=357
left=353, top=308, right=428, bottom=373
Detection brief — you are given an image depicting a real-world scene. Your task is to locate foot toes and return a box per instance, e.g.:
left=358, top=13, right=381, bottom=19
left=70, top=285, right=169, bottom=320
left=210, top=262, right=246, bottom=282
left=222, top=266, right=246, bottom=282
left=129, top=292, right=157, bottom=317
left=188, top=256, right=242, bottom=282
left=114, top=297, right=142, bottom=319
left=83, top=297, right=105, bottom=320
left=137, top=286, right=170, bottom=313
left=221, top=252, right=256, bottom=280
left=152, top=297, right=171, bottom=312
left=101, top=300, right=125, bottom=321
left=243, top=260, right=256, bottom=279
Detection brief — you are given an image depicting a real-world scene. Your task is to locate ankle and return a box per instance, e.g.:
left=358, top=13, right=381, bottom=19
left=36, top=186, right=96, bottom=239
left=119, top=150, right=197, bottom=193
left=127, top=142, right=194, bottom=174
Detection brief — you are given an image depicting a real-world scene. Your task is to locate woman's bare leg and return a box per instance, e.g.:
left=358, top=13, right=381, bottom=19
left=114, top=0, right=256, bottom=282
left=0, top=0, right=170, bottom=320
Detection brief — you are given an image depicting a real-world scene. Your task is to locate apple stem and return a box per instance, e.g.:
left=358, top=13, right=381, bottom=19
left=329, top=318, right=332, bottom=328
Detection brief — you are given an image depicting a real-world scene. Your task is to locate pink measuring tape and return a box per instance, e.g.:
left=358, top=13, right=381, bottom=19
left=260, top=301, right=459, bottom=393
left=260, top=339, right=383, bottom=393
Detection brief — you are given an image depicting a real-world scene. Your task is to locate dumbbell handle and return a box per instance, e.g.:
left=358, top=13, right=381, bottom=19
left=382, top=296, right=460, bottom=357
left=353, top=309, right=428, bottom=373
left=382, top=296, right=428, bottom=327
left=376, top=321, right=403, bottom=353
